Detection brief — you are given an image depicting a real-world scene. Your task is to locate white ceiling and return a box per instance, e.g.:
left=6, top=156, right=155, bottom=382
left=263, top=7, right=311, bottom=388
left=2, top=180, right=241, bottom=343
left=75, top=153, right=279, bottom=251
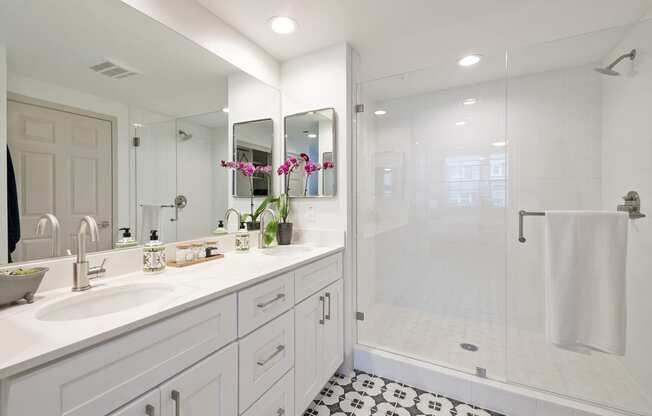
left=196, top=0, right=652, bottom=82
left=0, top=0, right=239, bottom=118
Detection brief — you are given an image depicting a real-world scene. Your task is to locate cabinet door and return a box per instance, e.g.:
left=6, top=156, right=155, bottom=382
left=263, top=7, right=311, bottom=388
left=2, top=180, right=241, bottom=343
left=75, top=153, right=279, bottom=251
left=294, top=291, right=325, bottom=416
left=110, top=390, right=160, bottom=416
left=160, top=343, right=238, bottom=416
left=322, top=279, right=344, bottom=379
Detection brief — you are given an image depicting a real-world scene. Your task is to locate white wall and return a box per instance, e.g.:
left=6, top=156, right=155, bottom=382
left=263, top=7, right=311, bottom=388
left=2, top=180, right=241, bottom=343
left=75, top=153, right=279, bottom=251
left=7, top=73, right=133, bottom=234
left=601, top=18, right=652, bottom=398
left=0, top=45, right=7, bottom=263
left=119, top=0, right=280, bottom=88
left=281, top=43, right=351, bottom=230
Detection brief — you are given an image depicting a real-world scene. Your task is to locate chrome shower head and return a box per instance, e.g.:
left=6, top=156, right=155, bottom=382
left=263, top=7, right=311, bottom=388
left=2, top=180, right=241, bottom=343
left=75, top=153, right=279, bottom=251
left=178, top=129, right=193, bottom=140
left=594, top=49, right=636, bottom=76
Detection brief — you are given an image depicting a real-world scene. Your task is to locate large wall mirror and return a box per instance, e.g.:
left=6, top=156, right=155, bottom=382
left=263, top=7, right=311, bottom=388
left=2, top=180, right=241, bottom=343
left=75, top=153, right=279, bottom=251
left=232, top=119, right=274, bottom=198
left=0, top=0, right=280, bottom=265
left=284, top=108, right=336, bottom=197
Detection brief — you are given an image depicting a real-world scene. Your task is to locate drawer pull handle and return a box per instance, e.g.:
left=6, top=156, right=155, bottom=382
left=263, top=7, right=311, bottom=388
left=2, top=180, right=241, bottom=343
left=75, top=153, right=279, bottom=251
left=319, top=295, right=325, bottom=325
left=325, top=292, right=332, bottom=320
left=257, top=293, right=285, bottom=308
left=257, top=345, right=285, bottom=366
left=277, top=408, right=286, bottom=416
left=171, top=390, right=181, bottom=416
left=145, top=404, right=156, bottom=416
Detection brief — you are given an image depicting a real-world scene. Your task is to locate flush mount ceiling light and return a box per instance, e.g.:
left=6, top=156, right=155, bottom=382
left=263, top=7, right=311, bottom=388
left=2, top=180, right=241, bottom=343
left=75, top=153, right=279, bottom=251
left=384, top=168, right=393, bottom=172
left=269, top=16, right=297, bottom=34
left=455, top=121, right=467, bottom=126
left=307, top=133, right=317, bottom=138
left=221, top=107, right=229, bottom=113
left=132, top=123, right=143, bottom=128
left=374, top=110, right=387, bottom=116
left=492, top=141, right=507, bottom=147
left=458, top=54, right=482, bottom=67
left=463, top=98, right=478, bottom=105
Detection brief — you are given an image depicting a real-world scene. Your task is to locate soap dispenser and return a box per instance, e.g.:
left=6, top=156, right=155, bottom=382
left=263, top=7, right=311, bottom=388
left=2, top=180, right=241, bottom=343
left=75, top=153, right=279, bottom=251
left=213, top=220, right=227, bottom=235
left=115, top=227, right=138, bottom=248
left=143, top=230, right=166, bottom=274
left=235, top=221, right=250, bottom=251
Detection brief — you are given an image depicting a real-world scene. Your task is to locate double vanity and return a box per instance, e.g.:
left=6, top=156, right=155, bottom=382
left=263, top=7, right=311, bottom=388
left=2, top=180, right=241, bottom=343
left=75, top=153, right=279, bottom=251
left=0, top=242, right=344, bottom=416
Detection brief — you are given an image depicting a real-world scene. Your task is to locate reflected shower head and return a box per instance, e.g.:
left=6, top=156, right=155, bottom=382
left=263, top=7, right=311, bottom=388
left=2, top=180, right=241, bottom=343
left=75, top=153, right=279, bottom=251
left=178, top=129, right=193, bottom=140
left=595, top=49, right=636, bottom=76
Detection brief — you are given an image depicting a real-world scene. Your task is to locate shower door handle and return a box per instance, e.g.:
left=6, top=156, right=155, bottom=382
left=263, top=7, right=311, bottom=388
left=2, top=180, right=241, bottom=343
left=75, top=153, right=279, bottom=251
left=170, top=195, right=188, bottom=222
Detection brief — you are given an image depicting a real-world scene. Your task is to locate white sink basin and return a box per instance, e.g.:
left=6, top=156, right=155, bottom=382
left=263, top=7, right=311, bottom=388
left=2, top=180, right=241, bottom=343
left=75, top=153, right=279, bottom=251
left=258, top=245, right=315, bottom=257
left=36, top=283, right=175, bottom=322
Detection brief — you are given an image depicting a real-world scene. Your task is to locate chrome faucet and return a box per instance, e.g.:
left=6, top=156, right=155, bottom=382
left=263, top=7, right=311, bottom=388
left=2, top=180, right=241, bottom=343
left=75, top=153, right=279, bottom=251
left=258, top=208, right=277, bottom=249
left=224, top=208, right=242, bottom=232
left=72, top=216, right=106, bottom=291
left=35, top=213, right=60, bottom=257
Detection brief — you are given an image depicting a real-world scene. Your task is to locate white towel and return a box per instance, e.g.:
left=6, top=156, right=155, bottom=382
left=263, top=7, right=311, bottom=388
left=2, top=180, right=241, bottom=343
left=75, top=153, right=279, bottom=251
left=544, top=210, right=628, bottom=355
left=140, top=205, right=160, bottom=242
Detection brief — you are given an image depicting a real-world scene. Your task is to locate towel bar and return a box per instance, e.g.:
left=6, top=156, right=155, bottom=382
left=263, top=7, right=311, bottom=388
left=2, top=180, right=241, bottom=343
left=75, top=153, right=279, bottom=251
left=518, top=211, right=545, bottom=243
left=519, top=191, right=646, bottom=243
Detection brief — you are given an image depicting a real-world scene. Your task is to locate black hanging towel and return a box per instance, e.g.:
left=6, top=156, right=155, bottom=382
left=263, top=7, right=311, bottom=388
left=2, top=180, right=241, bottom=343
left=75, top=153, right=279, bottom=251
left=7, top=146, right=20, bottom=262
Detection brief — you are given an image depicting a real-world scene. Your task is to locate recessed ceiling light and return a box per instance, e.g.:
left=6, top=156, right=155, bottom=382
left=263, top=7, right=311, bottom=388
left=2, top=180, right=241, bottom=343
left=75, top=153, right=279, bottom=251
left=384, top=168, right=392, bottom=172
left=463, top=98, right=478, bottom=105
left=492, top=141, right=507, bottom=147
left=269, top=16, right=297, bottom=34
left=132, top=123, right=143, bottom=128
left=222, top=107, right=229, bottom=113
left=458, top=54, right=482, bottom=67
left=455, top=121, right=467, bottom=126
left=307, top=133, right=317, bottom=138
left=374, top=110, right=387, bottom=116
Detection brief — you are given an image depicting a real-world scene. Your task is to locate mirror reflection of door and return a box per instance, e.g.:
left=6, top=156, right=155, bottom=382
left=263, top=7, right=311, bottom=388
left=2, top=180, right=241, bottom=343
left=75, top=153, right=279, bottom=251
left=7, top=98, right=113, bottom=262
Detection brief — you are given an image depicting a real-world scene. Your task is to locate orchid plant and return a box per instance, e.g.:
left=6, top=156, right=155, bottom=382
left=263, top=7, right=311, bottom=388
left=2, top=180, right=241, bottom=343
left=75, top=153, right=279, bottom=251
left=220, top=160, right=274, bottom=224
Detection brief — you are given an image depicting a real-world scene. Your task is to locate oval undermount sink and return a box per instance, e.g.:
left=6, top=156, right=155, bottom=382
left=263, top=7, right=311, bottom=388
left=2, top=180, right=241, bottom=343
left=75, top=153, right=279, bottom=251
left=258, top=245, right=315, bottom=256
left=36, top=283, right=175, bottom=322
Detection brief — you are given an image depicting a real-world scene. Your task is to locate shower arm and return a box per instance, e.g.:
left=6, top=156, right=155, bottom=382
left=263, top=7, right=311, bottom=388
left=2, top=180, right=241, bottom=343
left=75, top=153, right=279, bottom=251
left=605, top=49, right=637, bottom=70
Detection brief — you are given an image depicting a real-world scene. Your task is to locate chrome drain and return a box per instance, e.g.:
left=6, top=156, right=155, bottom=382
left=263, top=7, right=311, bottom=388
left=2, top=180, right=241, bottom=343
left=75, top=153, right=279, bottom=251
left=460, top=343, right=479, bottom=352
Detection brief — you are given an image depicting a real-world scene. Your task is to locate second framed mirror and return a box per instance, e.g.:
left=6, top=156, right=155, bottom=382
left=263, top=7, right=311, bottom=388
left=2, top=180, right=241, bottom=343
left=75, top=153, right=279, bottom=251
left=232, top=118, right=274, bottom=198
left=284, top=108, right=336, bottom=197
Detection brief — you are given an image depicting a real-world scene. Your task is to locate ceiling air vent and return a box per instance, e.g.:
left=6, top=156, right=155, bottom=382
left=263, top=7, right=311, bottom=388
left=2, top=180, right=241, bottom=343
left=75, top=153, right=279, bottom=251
left=90, top=59, right=140, bottom=80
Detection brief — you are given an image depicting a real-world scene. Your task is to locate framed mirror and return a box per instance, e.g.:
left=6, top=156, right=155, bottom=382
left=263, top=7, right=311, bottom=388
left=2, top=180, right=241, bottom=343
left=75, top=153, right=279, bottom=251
left=284, top=108, right=336, bottom=197
left=232, top=119, right=274, bottom=198
left=0, top=0, right=280, bottom=265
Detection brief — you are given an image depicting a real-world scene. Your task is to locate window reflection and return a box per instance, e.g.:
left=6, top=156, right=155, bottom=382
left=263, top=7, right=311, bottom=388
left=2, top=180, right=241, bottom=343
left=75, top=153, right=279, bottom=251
left=445, top=153, right=505, bottom=207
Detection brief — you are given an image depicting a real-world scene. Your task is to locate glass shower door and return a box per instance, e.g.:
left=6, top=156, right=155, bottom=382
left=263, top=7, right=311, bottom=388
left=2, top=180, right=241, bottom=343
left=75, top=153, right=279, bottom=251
left=355, top=55, right=508, bottom=380
left=505, top=21, right=652, bottom=415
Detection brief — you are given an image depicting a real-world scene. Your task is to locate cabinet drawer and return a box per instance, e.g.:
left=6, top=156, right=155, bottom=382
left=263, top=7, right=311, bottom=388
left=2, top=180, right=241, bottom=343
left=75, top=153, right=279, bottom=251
left=242, top=369, right=294, bottom=416
left=238, top=272, right=293, bottom=337
left=294, top=253, right=342, bottom=303
left=239, top=311, right=294, bottom=412
left=6, top=294, right=237, bottom=416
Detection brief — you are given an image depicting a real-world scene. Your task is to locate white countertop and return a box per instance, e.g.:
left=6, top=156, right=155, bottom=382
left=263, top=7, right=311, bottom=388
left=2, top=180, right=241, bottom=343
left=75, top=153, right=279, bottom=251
left=0, top=243, right=344, bottom=379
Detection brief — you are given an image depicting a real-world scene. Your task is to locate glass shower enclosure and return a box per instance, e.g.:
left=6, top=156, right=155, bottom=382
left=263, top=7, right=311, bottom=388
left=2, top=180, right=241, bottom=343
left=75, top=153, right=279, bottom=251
left=355, top=18, right=652, bottom=415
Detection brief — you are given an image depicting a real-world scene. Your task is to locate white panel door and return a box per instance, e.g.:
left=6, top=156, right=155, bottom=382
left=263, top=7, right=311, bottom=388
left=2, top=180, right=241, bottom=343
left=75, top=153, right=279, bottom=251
left=322, top=279, right=344, bottom=379
left=109, top=390, right=160, bottom=416
left=7, top=100, right=113, bottom=261
left=294, top=290, right=324, bottom=416
left=159, top=343, right=238, bottom=416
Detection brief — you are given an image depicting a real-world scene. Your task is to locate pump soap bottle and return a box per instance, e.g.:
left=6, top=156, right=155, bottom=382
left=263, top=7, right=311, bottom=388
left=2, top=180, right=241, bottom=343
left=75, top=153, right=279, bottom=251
left=115, top=227, right=138, bottom=248
left=143, top=230, right=166, bottom=273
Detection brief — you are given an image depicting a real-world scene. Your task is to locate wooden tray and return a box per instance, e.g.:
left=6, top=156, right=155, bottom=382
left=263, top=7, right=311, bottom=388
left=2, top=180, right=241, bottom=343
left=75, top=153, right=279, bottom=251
left=167, top=254, right=224, bottom=268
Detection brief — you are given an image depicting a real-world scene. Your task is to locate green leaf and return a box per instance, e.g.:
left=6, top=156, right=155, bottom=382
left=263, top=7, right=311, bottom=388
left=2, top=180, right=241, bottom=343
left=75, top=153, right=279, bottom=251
left=263, top=218, right=278, bottom=246
left=252, top=195, right=278, bottom=221
left=276, top=193, right=290, bottom=222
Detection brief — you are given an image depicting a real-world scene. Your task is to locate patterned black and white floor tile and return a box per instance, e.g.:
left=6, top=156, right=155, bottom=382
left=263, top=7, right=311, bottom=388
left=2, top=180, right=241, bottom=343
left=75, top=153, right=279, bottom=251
left=303, top=370, right=506, bottom=416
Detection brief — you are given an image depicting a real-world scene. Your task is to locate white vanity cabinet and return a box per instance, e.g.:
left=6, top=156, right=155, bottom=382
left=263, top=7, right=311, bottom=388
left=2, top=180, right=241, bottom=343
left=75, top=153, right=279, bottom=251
left=1, top=251, right=344, bottom=416
left=294, top=279, right=343, bottom=415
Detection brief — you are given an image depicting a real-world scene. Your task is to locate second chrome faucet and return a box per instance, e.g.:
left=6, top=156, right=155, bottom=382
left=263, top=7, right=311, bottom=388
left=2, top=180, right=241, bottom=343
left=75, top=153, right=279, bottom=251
left=72, top=216, right=106, bottom=291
